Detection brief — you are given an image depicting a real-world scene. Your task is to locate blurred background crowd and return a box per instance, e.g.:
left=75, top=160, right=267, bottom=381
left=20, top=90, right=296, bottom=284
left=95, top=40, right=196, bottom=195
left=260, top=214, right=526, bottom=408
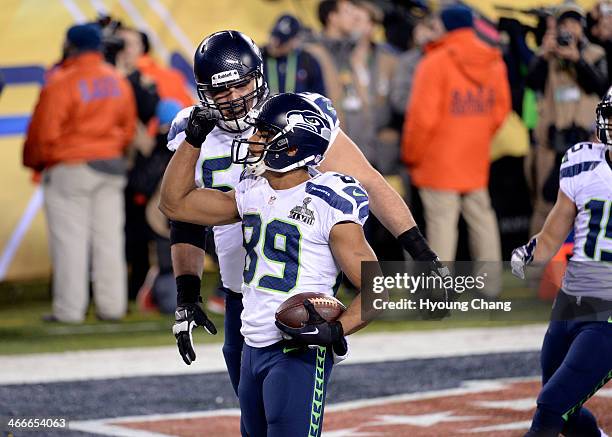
left=4, top=0, right=612, bottom=323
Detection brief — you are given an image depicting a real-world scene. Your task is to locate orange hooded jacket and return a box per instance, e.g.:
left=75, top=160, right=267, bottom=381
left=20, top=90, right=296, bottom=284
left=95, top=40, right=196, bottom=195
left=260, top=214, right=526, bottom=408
left=23, top=52, right=136, bottom=171
left=401, top=28, right=511, bottom=192
left=137, top=55, right=193, bottom=108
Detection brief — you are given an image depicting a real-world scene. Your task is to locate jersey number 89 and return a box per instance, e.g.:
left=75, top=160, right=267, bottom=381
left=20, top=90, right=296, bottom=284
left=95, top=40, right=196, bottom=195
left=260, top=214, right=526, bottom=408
left=242, top=213, right=301, bottom=293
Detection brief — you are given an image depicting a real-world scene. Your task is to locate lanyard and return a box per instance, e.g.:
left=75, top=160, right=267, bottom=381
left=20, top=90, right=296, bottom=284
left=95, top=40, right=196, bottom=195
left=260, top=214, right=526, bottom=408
left=267, top=52, right=297, bottom=94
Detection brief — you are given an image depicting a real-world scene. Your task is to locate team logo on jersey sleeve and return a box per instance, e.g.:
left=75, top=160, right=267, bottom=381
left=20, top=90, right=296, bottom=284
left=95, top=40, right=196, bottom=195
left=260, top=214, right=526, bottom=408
left=286, top=110, right=331, bottom=141
left=289, top=197, right=315, bottom=225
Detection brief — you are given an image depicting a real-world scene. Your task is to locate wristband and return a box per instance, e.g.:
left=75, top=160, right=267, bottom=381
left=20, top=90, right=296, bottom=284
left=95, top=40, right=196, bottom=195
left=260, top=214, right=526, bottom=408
left=398, top=226, right=437, bottom=262
left=176, top=274, right=202, bottom=305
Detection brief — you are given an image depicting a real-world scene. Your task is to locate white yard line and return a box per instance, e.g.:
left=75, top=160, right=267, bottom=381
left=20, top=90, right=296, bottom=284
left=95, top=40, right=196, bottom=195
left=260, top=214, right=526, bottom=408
left=0, top=325, right=546, bottom=385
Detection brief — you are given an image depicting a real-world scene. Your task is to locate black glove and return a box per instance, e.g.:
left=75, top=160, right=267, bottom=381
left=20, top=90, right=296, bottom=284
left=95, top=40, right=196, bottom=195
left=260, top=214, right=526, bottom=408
left=184, top=106, right=217, bottom=148
left=419, top=257, right=457, bottom=320
left=172, top=303, right=217, bottom=365
left=275, top=300, right=346, bottom=354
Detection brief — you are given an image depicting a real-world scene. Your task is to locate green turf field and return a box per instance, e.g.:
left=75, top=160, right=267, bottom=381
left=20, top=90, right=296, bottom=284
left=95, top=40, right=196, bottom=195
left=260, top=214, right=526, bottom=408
left=0, top=272, right=551, bottom=355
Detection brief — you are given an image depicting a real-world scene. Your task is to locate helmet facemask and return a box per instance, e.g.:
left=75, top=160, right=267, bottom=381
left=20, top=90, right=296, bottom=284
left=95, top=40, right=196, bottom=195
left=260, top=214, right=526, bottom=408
left=596, top=100, right=612, bottom=152
left=231, top=111, right=290, bottom=174
left=197, top=71, right=268, bottom=133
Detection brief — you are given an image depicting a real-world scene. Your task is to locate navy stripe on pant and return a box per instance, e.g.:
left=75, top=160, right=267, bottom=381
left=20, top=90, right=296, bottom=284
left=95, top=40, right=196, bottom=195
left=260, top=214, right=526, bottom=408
left=527, top=293, right=612, bottom=437
left=238, top=342, right=333, bottom=437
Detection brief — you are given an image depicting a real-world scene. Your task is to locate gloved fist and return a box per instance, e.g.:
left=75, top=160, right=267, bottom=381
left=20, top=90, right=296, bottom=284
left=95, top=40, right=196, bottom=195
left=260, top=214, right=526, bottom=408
left=275, top=300, right=346, bottom=354
left=511, top=238, right=537, bottom=279
left=172, top=303, right=217, bottom=365
left=184, top=106, right=217, bottom=148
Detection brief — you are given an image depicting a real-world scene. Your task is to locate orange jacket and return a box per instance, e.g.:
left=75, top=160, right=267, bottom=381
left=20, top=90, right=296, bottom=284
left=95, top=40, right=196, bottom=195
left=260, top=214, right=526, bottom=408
left=137, top=55, right=193, bottom=108
left=23, top=52, right=136, bottom=171
left=401, top=29, right=511, bottom=192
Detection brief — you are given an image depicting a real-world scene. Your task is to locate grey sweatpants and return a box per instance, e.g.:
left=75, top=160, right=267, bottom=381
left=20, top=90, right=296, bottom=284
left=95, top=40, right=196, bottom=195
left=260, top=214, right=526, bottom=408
left=43, top=163, right=127, bottom=322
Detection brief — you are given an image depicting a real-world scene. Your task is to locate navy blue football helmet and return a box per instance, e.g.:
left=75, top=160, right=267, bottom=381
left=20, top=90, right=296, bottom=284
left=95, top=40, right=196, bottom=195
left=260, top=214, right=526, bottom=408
left=232, top=93, right=333, bottom=173
left=596, top=86, right=612, bottom=150
left=194, top=30, right=268, bottom=132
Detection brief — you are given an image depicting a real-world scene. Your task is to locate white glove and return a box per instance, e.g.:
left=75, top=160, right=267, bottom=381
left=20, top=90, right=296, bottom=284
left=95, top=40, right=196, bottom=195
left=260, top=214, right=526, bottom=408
left=511, top=238, right=537, bottom=279
left=332, top=337, right=350, bottom=365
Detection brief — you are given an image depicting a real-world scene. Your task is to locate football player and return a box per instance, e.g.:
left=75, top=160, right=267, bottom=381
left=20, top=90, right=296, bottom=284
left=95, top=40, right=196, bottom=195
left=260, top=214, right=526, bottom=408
left=160, top=92, right=377, bottom=436
left=166, top=30, right=449, bottom=399
left=511, top=87, right=612, bottom=437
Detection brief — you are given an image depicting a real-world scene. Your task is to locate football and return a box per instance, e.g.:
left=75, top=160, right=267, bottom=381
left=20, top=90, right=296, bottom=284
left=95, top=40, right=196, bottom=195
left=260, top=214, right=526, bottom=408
left=275, top=292, right=346, bottom=328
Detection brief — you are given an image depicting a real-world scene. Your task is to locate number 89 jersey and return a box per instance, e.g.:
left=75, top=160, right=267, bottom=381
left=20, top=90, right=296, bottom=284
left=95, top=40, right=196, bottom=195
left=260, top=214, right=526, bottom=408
left=235, top=171, right=369, bottom=347
left=559, top=142, right=612, bottom=299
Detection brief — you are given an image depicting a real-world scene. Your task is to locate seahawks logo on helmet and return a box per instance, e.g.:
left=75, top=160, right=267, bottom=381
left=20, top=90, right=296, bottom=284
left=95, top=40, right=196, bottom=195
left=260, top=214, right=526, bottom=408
left=286, top=110, right=331, bottom=141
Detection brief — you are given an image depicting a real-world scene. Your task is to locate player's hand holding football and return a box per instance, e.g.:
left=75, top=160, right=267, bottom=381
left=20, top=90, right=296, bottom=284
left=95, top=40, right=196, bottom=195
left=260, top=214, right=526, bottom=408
left=511, top=238, right=537, bottom=279
left=184, top=106, right=217, bottom=148
left=275, top=300, right=347, bottom=355
left=173, top=303, right=217, bottom=365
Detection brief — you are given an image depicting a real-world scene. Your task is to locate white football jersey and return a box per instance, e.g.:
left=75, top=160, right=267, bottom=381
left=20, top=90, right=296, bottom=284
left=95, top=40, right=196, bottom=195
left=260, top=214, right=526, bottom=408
left=559, top=142, right=612, bottom=299
left=169, top=106, right=251, bottom=292
left=235, top=171, right=369, bottom=347
left=167, top=93, right=340, bottom=293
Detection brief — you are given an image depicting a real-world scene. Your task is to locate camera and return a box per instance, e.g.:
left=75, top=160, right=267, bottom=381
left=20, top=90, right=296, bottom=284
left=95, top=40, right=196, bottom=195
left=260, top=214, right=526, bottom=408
left=556, top=30, right=573, bottom=46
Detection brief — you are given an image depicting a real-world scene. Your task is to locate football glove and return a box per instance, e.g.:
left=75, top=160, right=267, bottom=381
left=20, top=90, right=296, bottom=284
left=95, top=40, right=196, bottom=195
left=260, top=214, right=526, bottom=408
left=184, top=106, right=217, bottom=148
left=275, top=300, right=347, bottom=355
left=419, top=258, right=456, bottom=320
left=511, top=237, right=537, bottom=279
left=172, top=303, right=217, bottom=365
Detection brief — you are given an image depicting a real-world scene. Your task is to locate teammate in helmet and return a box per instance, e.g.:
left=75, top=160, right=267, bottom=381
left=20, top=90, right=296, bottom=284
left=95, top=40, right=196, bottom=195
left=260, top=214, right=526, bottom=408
left=193, top=30, right=268, bottom=132
left=596, top=86, right=612, bottom=151
left=160, top=93, right=377, bottom=436
left=511, top=87, right=612, bottom=437
left=165, top=30, right=450, bottom=407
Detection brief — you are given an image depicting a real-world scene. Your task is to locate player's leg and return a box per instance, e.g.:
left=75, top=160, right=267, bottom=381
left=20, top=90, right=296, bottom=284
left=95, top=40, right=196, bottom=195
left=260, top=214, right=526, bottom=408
left=263, top=345, right=333, bottom=437
left=91, top=170, right=128, bottom=320
left=527, top=320, right=572, bottom=436
left=238, top=344, right=267, bottom=437
left=222, top=287, right=244, bottom=396
left=42, top=164, right=91, bottom=322
left=528, top=321, right=612, bottom=436
left=418, top=188, right=461, bottom=261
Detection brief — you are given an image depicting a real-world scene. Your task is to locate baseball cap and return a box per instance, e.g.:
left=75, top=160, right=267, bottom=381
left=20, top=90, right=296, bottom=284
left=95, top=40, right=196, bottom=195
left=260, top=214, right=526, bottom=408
left=271, top=14, right=301, bottom=44
left=66, top=23, right=102, bottom=51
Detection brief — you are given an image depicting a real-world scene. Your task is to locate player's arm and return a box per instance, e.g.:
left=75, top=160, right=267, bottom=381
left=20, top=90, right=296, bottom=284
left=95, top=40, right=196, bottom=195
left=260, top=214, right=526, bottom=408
left=159, top=107, right=239, bottom=365
left=329, top=222, right=378, bottom=335
left=533, top=189, right=577, bottom=262
left=275, top=222, right=383, bottom=352
left=511, top=189, right=577, bottom=278
left=321, top=130, right=451, bottom=285
left=159, top=108, right=240, bottom=227
left=320, top=130, right=417, bottom=236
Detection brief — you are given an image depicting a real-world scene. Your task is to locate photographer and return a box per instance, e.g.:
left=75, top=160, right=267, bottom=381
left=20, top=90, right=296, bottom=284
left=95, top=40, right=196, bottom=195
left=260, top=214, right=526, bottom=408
left=525, top=3, right=607, bottom=232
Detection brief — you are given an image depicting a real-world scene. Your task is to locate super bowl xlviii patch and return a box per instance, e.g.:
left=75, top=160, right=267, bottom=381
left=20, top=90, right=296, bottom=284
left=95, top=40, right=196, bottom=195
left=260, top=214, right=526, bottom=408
left=289, top=197, right=315, bottom=225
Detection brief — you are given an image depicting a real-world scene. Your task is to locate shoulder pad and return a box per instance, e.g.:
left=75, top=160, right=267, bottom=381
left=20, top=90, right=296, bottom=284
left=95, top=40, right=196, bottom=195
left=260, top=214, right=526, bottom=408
left=305, top=172, right=368, bottom=216
left=561, top=142, right=605, bottom=166
left=560, top=142, right=604, bottom=179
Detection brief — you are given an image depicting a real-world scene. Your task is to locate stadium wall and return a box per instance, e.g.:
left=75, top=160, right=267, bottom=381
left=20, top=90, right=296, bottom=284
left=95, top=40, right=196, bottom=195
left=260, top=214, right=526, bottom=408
left=0, top=0, right=597, bottom=281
